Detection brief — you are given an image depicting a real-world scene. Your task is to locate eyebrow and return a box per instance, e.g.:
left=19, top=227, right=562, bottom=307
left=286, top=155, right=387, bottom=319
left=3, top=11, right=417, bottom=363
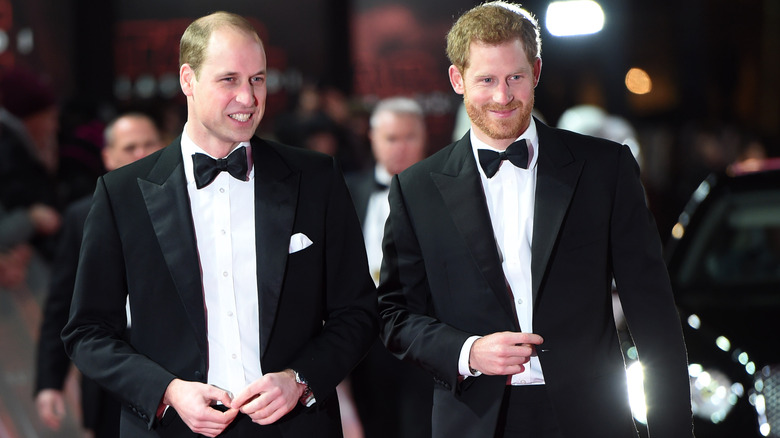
left=216, top=69, right=266, bottom=77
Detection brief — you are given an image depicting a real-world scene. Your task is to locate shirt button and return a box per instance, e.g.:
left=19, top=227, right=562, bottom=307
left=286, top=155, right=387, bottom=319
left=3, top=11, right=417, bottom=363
left=219, top=188, right=225, bottom=193
left=222, top=271, right=229, bottom=277
left=231, top=354, right=237, bottom=359
left=220, top=229, right=226, bottom=235
left=227, top=311, right=233, bottom=317
left=517, top=298, right=523, bottom=305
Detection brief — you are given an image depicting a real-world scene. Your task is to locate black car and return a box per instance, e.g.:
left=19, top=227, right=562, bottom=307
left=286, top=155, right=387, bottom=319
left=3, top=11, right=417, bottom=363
left=663, top=159, right=780, bottom=437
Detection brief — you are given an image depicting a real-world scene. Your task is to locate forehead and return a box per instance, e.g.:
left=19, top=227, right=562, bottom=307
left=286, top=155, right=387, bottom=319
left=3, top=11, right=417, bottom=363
left=464, top=39, right=531, bottom=75
left=373, top=112, right=422, bottom=131
left=113, top=119, right=156, bottom=142
left=202, top=27, right=265, bottom=69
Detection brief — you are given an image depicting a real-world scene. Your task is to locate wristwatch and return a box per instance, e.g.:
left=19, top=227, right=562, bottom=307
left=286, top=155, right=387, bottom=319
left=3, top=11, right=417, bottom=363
left=293, top=370, right=316, bottom=407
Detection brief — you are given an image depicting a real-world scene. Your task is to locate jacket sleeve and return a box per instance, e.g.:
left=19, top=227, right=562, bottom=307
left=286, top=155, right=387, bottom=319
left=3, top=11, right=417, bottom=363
left=378, top=175, right=472, bottom=393
left=285, top=158, right=379, bottom=401
left=61, top=177, right=176, bottom=430
left=610, top=145, right=693, bottom=437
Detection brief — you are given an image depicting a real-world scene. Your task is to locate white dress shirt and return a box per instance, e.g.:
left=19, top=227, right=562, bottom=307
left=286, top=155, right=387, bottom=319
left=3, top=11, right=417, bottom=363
left=458, top=118, right=546, bottom=385
left=180, top=127, right=262, bottom=396
left=363, top=164, right=393, bottom=285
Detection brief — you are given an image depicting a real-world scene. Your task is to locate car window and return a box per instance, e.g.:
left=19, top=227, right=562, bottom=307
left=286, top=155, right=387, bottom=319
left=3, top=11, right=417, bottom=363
left=676, top=190, right=780, bottom=287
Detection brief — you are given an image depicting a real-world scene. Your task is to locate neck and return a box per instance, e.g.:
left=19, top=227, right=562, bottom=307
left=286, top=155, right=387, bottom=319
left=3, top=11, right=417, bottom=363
left=184, top=123, right=241, bottom=158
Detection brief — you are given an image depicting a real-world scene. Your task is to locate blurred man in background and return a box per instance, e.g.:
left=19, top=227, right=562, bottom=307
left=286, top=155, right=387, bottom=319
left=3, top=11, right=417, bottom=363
left=345, top=97, right=431, bottom=438
left=35, top=112, right=164, bottom=437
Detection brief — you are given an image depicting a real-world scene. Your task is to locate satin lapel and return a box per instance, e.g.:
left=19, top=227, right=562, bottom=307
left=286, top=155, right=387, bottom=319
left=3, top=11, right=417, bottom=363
left=531, top=122, right=584, bottom=306
left=430, top=137, right=519, bottom=327
left=137, top=140, right=207, bottom=357
left=251, top=139, right=299, bottom=357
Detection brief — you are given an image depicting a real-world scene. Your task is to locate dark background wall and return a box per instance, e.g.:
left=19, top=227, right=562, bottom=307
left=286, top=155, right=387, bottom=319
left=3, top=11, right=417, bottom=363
left=6, top=0, right=778, bottom=141
left=4, top=0, right=779, bottom=234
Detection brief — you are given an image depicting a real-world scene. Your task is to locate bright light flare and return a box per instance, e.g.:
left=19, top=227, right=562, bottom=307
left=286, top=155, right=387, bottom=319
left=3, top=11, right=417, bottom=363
left=625, top=68, right=652, bottom=95
left=626, top=361, right=647, bottom=424
left=546, top=1, right=605, bottom=37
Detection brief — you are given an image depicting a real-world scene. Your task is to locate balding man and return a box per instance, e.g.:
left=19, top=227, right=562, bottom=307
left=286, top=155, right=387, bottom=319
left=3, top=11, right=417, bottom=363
left=345, top=97, right=431, bottom=438
left=62, top=12, right=376, bottom=437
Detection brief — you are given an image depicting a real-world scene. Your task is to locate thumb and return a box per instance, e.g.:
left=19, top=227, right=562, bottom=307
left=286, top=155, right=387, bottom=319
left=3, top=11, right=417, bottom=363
left=207, top=385, right=234, bottom=408
left=230, top=384, right=261, bottom=409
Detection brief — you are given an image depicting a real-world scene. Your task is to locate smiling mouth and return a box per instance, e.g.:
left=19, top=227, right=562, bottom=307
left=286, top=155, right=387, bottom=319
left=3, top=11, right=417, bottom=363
left=229, top=113, right=253, bottom=122
left=489, top=104, right=521, bottom=113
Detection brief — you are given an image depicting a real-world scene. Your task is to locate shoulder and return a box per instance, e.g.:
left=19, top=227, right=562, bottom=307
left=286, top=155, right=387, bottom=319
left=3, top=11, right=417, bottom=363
left=399, top=140, right=461, bottom=180
left=254, top=137, right=335, bottom=172
left=64, top=196, right=93, bottom=221
left=538, top=121, right=627, bottom=160
left=344, top=169, right=373, bottom=191
left=102, top=144, right=172, bottom=185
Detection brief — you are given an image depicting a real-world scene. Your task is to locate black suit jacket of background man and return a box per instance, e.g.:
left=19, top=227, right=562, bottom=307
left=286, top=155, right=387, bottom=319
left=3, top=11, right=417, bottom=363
left=62, top=136, right=378, bottom=437
left=378, top=118, right=692, bottom=438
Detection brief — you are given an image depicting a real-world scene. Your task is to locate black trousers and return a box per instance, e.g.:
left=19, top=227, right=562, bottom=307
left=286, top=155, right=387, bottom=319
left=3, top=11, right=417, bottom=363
left=494, top=385, right=564, bottom=438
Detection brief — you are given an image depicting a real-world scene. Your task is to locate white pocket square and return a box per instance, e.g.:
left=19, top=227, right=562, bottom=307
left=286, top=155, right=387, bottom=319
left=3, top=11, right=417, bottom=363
left=289, top=232, right=313, bottom=254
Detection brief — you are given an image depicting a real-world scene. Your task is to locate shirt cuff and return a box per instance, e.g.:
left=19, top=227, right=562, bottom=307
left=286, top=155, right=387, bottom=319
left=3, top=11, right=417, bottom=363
left=458, top=335, right=483, bottom=377
left=156, top=403, right=169, bottom=420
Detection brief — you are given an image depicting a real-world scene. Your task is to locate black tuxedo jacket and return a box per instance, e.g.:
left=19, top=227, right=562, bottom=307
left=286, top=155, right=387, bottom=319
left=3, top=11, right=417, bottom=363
left=344, top=170, right=376, bottom=226
left=62, top=136, right=377, bottom=437
left=378, top=119, right=692, bottom=438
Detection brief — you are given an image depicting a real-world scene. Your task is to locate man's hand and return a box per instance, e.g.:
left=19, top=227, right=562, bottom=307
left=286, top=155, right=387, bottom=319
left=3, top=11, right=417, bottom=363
left=28, top=204, right=61, bottom=235
left=231, top=370, right=303, bottom=425
left=35, top=389, right=66, bottom=430
left=469, top=331, right=544, bottom=375
left=162, top=379, right=238, bottom=437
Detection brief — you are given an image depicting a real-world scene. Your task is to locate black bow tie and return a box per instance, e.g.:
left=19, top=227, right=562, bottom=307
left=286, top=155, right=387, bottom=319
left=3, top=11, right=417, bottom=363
left=192, top=146, right=248, bottom=189
left=477, top=139, right=529, bottom=178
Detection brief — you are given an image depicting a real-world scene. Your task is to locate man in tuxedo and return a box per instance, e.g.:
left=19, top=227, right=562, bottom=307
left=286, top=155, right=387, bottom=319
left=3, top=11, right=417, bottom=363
left=345, top=97, right=431, bottom=438
left=348, top=97, right=427, bottom=283
left=377, top=2, right=692, bottom=437
left=62, top=11, right=377, bottom=438
left=35, top=112, right=163, bottom=436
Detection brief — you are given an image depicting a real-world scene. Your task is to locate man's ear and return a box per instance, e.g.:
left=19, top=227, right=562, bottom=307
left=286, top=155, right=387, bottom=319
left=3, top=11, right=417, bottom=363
left=533, top=57, right=542, bottom=88
left=180, top=64, right=195, bottom=97
left=449, top=65, right=465, bottom=95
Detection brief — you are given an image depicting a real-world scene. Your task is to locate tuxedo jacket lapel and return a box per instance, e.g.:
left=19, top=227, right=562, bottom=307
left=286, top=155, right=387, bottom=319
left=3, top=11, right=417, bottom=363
left=430, top=137, right=519, bottom=328
left=251, top=139, right=300, bottom=357
left=137, top=140, right=208, bottom=358
left=531, top=122, right=583, bottom=306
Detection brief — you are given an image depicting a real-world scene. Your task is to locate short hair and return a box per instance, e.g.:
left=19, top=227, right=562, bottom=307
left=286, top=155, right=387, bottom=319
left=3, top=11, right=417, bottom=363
left=179, top=11, right=262, bottom=78
left=369, top=97, right=424, bottom=129
left=446, top=1, right=541, bottom=74
left=103, top=112, right=156, bottom=149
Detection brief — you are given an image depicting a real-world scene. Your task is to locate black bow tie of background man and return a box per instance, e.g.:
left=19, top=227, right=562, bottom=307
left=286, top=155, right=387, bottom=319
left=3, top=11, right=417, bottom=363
left=477, top=139, right=530, bottom=178
left=192, top=146, right=249, bottom=189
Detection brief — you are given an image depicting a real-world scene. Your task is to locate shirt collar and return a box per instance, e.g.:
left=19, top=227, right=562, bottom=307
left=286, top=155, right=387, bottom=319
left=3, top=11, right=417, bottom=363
left=373, top=164, right=393, bottom=188
left=180, top=124, right=253, bottom=185
left=470, top=117, right=539, bottom=178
